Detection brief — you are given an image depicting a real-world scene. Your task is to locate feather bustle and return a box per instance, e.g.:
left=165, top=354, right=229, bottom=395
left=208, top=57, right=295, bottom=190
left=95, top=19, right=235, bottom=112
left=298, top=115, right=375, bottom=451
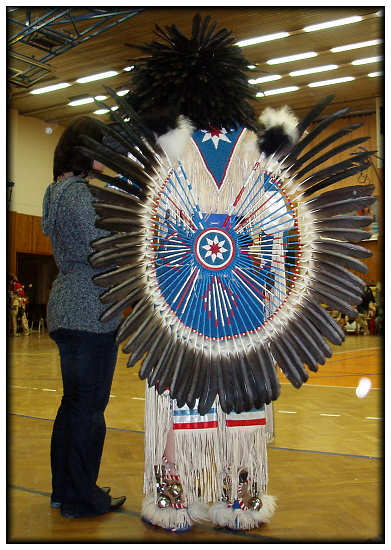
left=91, top=233, right=141, bottom=252
left=99, top=274, right=144, bottom=304
left=314, top=215, right=373, bottom=229
left=301, top=300, right=345, bottom=344
left=286, top=324, right=319, bottom=372
left=303, top=163, right=372, bottom=197
left=313, top=250, right=368, bottom=274
left=126, top=319, right=160, bottom=368
left=292, top=123, right=363, bottom=169
left=270, top=338, right=304, bottom=388
left=139, top=331, right=168, bottom=380
left=92, top=263, right=143, bottom=286
left=99, top=287, right=143, bottom=323
left=198, top=356, right=218, bottom=415
left=294, top=312, right=332, bottom=358
left=116, top=299, right=152, bottom=345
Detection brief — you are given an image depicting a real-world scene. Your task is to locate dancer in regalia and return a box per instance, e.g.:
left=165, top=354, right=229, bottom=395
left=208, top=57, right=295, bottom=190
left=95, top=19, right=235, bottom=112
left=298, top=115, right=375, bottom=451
left=75, top=15, right=375, bottom=532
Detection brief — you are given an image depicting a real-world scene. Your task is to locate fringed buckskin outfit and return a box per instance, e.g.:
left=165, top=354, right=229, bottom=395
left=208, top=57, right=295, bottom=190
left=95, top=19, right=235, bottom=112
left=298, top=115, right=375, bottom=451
left=139, top=123, right=295, bottom=530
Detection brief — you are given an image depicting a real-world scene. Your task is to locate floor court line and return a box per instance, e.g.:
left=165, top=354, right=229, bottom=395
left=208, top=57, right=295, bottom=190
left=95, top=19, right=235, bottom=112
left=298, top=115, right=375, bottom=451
left=268, top=446, right=382, bottom=460
left=307, top=354, right=379, bottom=364
left=9, top=413, right=380, bottom=459
left=332, top=347, right=380, bottom=355
left=280, top=382, right=381, bottom=390
left=10, top=412, right=145, bottom=433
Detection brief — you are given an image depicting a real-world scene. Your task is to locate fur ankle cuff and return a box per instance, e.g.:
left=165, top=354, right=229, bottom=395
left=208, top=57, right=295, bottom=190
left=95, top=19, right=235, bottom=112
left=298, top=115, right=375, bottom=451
left=209, top=494, right=276, bottom=530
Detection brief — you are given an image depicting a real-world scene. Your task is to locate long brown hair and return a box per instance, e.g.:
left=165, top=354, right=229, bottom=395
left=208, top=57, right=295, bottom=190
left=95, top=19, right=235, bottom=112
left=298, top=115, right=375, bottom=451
left=53, top=116, right=104, bottom=181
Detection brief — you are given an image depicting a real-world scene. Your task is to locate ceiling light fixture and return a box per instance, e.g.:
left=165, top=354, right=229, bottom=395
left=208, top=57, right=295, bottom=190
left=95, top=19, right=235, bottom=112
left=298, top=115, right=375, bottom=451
left=68, top=97, right=94, bottom=106
left=95, top=95, right=108, bottom=101
left=308, top=76, right=355, bottom=87
left=352, top=56, right=383, bottom=65
left=247, top=65, right=256, bottom=69
left=289, top=64, right=338, bottom=77
left=249, top=74, right=281, bottom=84
left=267, top=52, right=317, bottom=65
left=368, top=71, right=383, bottom=77
left=76, top=70, right=118, bottom=84
left=30, top=82, right=71, bottom=95
left=303, top=16, right=362, bottom=32
left=257, top=86, right=299, bottom=97
left=123, top=65, right=135, bottom=71
left=331, top=39, right=382, bottom=53
left=236, top=31, right=289, bottom=48
left=117, top=89, right=130, bottom=96
left=94, top=105, right=120, bottom=115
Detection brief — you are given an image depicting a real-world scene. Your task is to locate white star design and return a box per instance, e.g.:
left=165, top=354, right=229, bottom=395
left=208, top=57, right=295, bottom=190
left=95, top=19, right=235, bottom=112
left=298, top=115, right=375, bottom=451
left=201, top=235, right=228, bottom=263
left=201, top=127, right=231, bottom=150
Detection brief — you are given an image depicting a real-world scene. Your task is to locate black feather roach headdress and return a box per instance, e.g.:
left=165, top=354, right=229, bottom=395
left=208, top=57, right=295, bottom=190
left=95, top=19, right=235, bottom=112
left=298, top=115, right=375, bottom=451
left=125, top=14, right=257, bottom=133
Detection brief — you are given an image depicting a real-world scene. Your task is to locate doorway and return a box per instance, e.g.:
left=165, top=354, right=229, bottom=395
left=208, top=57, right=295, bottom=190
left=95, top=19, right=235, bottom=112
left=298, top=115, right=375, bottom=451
left=16, top=252, right=58, bottom=325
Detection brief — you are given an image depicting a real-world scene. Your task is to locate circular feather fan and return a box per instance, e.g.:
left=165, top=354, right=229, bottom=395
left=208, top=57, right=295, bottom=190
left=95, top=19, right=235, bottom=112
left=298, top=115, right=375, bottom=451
left=75, top=19, right=376, bottom=416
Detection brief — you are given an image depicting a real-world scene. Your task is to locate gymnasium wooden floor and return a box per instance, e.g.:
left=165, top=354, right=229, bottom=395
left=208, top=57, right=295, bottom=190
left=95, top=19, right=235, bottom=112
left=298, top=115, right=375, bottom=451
left=8, top=330, right=383, bottom=543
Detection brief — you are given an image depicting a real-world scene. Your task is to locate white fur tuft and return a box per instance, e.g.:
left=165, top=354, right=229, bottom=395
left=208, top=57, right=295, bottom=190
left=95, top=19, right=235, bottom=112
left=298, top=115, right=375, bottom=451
left=141, top=495, right=192, bottom=531
left=209, top=501, right=234, bottom=526
left=141, top=496, right=210, bottom=531
left=187, top=501, right=211, bottom=523
left=209, top=495, right=277, bottom=530
left=258, top=106, right=299, bottom=144
left=156, top=116, right=195, bottom=163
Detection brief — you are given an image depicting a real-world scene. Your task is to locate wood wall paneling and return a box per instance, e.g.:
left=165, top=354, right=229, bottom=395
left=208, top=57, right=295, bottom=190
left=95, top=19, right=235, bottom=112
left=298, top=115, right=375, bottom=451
left=8, top=212, right=53, bottom=277
left=31, top=216, right=52, bottom=255
left=13, top=212, right=33, bottom=253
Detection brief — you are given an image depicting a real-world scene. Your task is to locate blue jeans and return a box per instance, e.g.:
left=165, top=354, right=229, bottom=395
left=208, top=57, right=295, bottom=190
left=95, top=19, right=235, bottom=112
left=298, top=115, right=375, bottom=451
left=50, top=329, right=118, bottom=516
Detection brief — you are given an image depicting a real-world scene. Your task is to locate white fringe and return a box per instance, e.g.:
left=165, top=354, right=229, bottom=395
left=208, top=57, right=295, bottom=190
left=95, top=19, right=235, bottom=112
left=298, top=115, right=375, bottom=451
left=209, top=495, right=277, bottom=530
left=220, top=423, right=269, bottom=500
left=174, top=427, right=223, bottom=504
left=265, top=403, right=274, bottom=442
left=144, top=390, right=273, bottom=504
left=143, top=385, right=172, bottom=497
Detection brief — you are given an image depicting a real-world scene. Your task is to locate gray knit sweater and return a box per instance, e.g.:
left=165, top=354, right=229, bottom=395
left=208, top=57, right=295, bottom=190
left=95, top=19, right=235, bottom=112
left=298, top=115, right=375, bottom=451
left=42, top=175, right=121, bottom=334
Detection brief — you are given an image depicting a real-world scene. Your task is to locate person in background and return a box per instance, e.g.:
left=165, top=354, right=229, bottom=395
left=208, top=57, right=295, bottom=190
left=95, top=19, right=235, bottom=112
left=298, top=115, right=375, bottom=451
left=356, top=284, right=375, bottom=336
left=9, top=277, right=30, bottom=336
left=374, top=282, right=384, bottom=335
left=15, top=288, right=30, bottom=336
left=23, top=282, right=33, bottom=320
left=357, top=284, right=375, bottom=317
left=41, top=116, right=125, bottom=519
left=19, top=293, right=30, bottom=336
left=344, top=317, right=358, bottom=334
left=9, top=274, right=19, bottom=291
left=9, top=290, right=20, bottom=337
left=336, top=313, right=346, bottom=331
left=367, top=301, right=377, bottom=335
